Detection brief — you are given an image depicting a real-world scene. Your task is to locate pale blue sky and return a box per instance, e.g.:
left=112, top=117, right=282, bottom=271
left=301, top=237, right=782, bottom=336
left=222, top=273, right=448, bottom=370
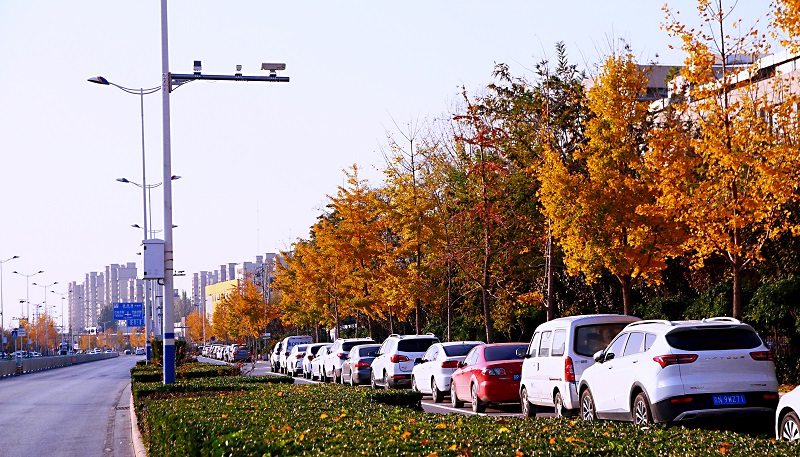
left=0, top=1, right=773, bottom=329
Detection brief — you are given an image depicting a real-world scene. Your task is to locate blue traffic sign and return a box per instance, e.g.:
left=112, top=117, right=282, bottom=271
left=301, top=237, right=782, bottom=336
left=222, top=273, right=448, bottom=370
left=114, top=302, right=144, bottom=319
left=126, top=318, right=145, bottom=327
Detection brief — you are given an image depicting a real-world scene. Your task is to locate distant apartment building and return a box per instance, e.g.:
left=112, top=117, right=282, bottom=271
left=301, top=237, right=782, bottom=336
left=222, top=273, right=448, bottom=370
left=68, top=262, right=144, bottom=333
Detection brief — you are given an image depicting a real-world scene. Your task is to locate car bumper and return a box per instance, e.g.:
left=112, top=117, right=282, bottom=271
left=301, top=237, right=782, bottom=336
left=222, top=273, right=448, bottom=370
left=651, top=391, right=778, bottom=423
left=479, top=380, right=521, bottom=403
left=353, top=369, right=371, bottom=384
left=389, top=373, right=412, bottom=388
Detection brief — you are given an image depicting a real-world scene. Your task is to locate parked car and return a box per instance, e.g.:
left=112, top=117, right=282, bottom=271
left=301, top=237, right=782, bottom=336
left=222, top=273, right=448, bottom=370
left=777, top=385, right=800, bottom=441
left=321, top=338, right=376, bottom=383
left=124, top=349, right=132, bottom=355
left=450, top=342, right=528, bottom=413
left=310, top=344, right=332, bottom=381
left=231, top=346, right=252, bottom=363
left=270, top=342, right=283, bottom=371
left=519, top=314, right=640, bottom=418
left=278, top=336, right=313, bottom=373
left=286, top=344, right=311, bottom=376
left=302, top=343, right=332, bottom=379
left=578, top=317, right=778, bottom=424
left=370, top=334, right=440, bottom=389
left=412, top=341, right=484, bottom=402
left=342, top=344, right=382, bottom=386
left=135, top=347, right=145, bottom=355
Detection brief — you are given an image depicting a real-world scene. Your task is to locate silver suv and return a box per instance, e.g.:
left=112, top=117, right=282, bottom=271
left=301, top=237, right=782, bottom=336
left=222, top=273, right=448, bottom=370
left=578, top=317, right=778, bottom=424
left=370, top=334, right=439, bottom=389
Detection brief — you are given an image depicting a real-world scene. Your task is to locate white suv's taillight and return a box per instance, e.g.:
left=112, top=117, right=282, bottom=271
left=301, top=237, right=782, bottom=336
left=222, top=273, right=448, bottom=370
left=749, top=351, right=775, bottom=362
left=390, top=354, right=409, bottom=363
left=653, top=354, right=698, bottom=368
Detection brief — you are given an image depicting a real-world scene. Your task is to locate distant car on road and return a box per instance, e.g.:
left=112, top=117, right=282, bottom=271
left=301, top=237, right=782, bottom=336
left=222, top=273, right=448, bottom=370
left=135, top=347, right=145, bottom=355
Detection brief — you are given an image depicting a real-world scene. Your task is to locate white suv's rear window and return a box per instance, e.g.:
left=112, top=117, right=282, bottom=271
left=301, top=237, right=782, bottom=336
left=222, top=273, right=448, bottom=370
left=666, top=327, right=762, bottom=351
left=397, top=339, right=438, bottom=352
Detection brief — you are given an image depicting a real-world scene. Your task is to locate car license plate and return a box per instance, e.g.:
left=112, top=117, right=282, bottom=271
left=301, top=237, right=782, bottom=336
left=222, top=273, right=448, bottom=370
left=513, top=374, right=521, bottom=381
left=712, top=394, right=746, bottom=406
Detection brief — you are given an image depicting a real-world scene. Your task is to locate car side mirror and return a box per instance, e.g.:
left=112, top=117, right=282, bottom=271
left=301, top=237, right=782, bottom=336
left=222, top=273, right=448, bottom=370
left=593, top=350, right=606, bottom=363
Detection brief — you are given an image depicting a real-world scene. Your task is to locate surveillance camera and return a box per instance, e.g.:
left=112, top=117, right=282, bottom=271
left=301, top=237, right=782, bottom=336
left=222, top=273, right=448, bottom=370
left=235, top=64, right=242, bottom=76
left=261, top=63, right=286, bottom=71
left=193, top=60, right=202, bottom=75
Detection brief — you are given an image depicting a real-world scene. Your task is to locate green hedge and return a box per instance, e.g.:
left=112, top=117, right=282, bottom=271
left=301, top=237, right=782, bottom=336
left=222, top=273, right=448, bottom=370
left=135, top=382, right=792, bottom=457
left=133, top=375, right=294, bottom=402
left=131, top=362, right=241, bottom=383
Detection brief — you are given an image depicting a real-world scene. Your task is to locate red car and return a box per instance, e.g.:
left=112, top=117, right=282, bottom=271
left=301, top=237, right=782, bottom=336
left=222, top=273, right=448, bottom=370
left=450, top=342, right=528, bottom=413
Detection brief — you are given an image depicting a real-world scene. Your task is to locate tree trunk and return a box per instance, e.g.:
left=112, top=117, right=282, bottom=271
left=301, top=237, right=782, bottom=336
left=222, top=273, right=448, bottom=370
left=732, top=263, right=743, bottom=320
left=618, top=274, right=633, bottom=316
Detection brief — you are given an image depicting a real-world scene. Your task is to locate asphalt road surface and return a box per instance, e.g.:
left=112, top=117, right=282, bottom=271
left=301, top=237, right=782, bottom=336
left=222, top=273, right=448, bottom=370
left=0, top=355, right=140, bottom=457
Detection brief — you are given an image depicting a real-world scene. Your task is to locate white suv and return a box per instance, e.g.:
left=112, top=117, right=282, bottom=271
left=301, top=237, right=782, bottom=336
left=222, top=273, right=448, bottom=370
left=578, top=317, right=778, bottom=424
left=321, top=337, right=376, bottom=383
left=370, top=334, right=440, bottom=389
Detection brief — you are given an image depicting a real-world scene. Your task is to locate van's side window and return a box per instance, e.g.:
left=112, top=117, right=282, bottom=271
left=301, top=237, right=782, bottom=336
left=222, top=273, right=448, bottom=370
left=551, top=329, right=566, bottom=357
left=539, top=331, right=552, bottom=357
left=528, top=332, right=541, bottom=357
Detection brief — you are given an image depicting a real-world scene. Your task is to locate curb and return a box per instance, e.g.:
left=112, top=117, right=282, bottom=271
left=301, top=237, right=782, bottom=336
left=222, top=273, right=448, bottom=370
left=130, top=390, right=147, bottom=457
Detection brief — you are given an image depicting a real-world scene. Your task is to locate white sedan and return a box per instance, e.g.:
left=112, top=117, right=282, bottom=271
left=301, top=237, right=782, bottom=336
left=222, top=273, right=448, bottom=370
left=411, top=341, right=483, bottom=402
left=777, top=386, right=800, bottom=441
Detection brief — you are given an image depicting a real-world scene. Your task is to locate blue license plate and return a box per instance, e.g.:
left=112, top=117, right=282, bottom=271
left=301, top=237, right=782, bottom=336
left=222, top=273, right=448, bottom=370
left=712, top=394, right=746, bottom=406
left=513, top=374, right=521, bottom=381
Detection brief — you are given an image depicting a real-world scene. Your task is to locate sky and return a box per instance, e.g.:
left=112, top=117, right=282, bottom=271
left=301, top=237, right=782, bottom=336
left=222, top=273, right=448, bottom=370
left=0, top=1, right=774, bottom=331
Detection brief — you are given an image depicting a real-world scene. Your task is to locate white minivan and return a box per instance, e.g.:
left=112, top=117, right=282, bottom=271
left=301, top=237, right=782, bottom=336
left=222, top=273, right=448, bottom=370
left=278, top=335, right=313, bottom=373
left=519, top=314, right=640, bottom=418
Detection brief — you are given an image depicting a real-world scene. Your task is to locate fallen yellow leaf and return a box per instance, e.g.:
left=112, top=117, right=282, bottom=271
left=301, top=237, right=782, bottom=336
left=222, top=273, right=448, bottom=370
left=436, top=423, right=447, bottom=429
left=448, top=444, right=458, bottom=451
left=319, top=413, right=329, bottom=419
left=549, top=438, right=556, bottom=445
left=401, top=431, right=411, bottom=439
left=498, top=427, right=510, bottom=433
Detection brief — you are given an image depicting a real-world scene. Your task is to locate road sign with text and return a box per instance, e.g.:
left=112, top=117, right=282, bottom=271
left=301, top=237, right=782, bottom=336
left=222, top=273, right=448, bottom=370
left=113, top=302, right=144, bottom=320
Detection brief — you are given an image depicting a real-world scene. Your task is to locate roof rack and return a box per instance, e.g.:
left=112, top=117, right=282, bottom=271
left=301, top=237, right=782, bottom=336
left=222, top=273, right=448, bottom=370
left=626, top=319, right=674, bottom=327
left=702, top=317, right=742, bottom=324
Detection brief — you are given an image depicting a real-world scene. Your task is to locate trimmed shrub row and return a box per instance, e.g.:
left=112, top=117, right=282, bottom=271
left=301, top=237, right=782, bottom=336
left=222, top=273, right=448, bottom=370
left=134, top=378, right=792, bottom=457
left=131, top=362, right=240, bottom=383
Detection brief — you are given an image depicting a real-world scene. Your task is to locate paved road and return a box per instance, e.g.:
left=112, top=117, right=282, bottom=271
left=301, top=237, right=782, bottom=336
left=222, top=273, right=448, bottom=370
left=0, top=355, right=140, bottom=457
left=202, top=357, right=555, bottom=419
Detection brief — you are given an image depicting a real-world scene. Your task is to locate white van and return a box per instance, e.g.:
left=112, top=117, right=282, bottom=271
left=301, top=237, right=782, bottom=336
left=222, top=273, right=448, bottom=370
left=519, top=314, right=640, bottom=418
left=278, top=335, right=313, bottom=373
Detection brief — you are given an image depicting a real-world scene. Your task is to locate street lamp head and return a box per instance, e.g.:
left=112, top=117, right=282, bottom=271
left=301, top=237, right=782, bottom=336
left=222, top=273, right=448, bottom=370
left=170, top=175, right=181, bottom=181
left=117, top=177, right=130, bottom=183
left=87, top=76, right=110, bottom=85
left=132, top=224, right=142, bottom=229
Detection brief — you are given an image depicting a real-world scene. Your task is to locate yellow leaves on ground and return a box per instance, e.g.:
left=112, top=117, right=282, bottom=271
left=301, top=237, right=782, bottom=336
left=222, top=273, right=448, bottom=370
left=319, top=413, right=329, bottom=419
left=435, top=423, right=448, bottom=429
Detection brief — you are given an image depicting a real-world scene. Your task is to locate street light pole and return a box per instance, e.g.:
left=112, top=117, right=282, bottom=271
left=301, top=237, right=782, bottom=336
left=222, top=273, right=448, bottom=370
left=0, top=255, right=19, bottom=348
left=13, top=270, right=43, bottom=327
left=32, top=281, right=57, bottom=355
left=51, top=290, right=68, bottom=345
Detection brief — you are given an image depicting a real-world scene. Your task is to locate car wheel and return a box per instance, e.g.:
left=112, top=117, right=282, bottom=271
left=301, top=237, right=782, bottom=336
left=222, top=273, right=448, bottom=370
left=371, top=372, right=379, bottom=390
left=348, top=371, right=357, bottom=386
left=411, top=375, right=419, bottom=393
left=471, top=383, right=486, bottom=413
left=554, top=391, right=569, bottom=418
left=431, top=378, right=444, bottom=403
left=521, top=387, right=537, bottom=418
left=451, top=384, right=463, bottom=408
left=383, top=373, right=391, bottom=390
left=580, top=389, right=597, bottom=421
left=335, top=371, right=342, bottom=384
left=633, top=392, right=652, bottom=425
left=780, top=411, right=800, bottom=441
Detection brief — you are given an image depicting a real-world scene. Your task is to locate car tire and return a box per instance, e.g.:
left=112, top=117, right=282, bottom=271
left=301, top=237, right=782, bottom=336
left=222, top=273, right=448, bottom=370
left=580, top=389, right=597, bottom=421
left=451, top=384, right=463, bottom=408
left=349, top=371, right=357, bottom=386
left=371, top=372, right=379, bottom=390
left=780, top=411, right=800, bottom=441
left=431, top=378, right=444, bottom=403
left=471, top=383, right=486, bottom=413
left=521, top=387, right=537, bottom=418
left=335, top=371, right=342, bottom=384
left=633, top=393, right=653, bottom=425
left=383, top=373, right=391, bottom=390
left=411, top=375, right=419, bottom=393
left=554, top=391, right=570, bottom=418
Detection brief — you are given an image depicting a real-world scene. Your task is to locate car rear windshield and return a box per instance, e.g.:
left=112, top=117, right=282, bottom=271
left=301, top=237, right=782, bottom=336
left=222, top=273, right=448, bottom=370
left=443, top=343, right=480, bottom=357
left=342, top=341, right=374, bottom=351
left=666, top=327, right=763, bottom=351
left=357, top=346, right=380, bottom=357
left=397, top=339, right=438, bottom=353
left=484, top=344, right=527, bottom=361
left=574, top=323, right=631, bottom=357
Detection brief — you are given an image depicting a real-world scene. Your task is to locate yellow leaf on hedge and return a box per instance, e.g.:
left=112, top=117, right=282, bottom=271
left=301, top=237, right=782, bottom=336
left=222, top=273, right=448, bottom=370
left=221, top=414, right=228, bottom=419
left=320, top=413, right=329, bottom=419
left=426, top=453, right=438, bottom=457
left=277, top=391, right=283, bottom=397
left=549, top=438, right=556, bottom=445
left=498, top=427, right=510, bottom=433
left=435, top=423, right=447, bottom=429
left=401, top=431, right=411, bottom=439
left=515, top=452, right=524, bottom=457
left=448, top=444, right=458, bottom=451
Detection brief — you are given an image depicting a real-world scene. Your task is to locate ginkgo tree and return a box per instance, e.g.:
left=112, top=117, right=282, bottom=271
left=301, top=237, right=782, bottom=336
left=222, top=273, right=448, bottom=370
left=540, top=50, right=684, bottom=315
left=649, top=0, right=800, bottom=319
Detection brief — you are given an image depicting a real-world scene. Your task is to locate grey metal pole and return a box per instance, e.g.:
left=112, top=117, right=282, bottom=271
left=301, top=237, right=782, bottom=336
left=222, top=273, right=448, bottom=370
left=139, top=88, right=153, bottom=364
left=0, top=256, right=20, bottom=347
left=160, top=0, right=176, bottom=384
